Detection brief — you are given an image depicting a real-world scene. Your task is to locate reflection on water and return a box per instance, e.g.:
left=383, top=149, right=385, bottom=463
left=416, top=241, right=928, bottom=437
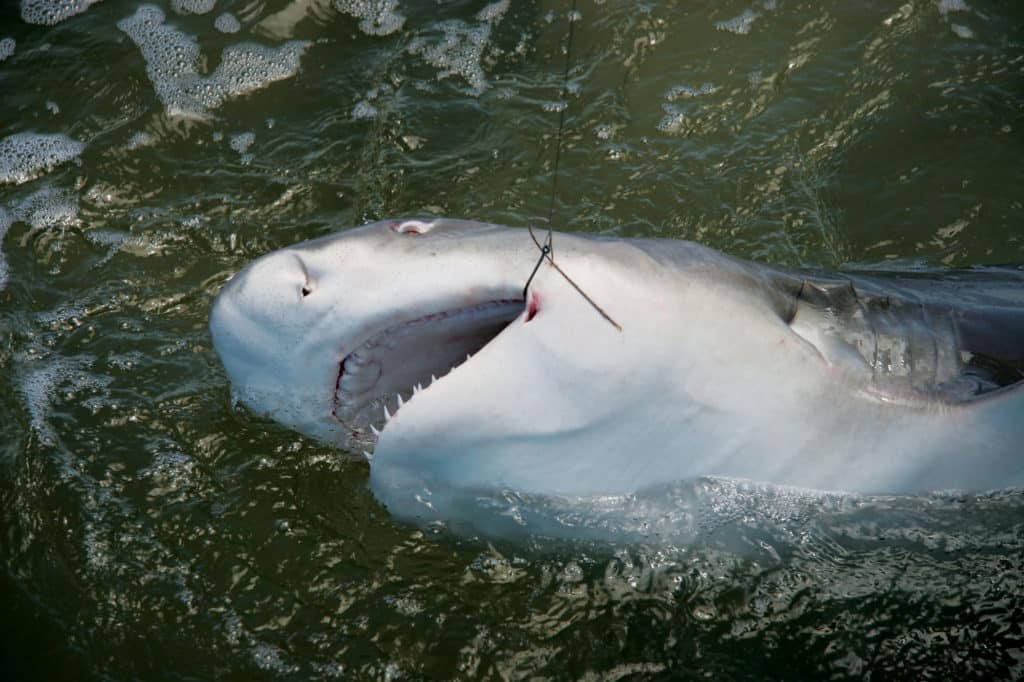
left=1, top=0, right=1023, bottom=678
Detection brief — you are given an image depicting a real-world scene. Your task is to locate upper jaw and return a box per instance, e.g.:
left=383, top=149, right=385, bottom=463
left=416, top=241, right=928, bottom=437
left=328, top=297, right=525, bottom=455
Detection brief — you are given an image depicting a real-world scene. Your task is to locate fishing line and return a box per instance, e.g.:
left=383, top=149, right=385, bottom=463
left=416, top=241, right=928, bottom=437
left=524, top=0, right=622, bottom=332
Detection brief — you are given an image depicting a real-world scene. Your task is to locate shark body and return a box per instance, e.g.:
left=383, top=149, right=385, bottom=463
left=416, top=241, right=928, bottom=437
left=209, top=219, right=1024, bottom=531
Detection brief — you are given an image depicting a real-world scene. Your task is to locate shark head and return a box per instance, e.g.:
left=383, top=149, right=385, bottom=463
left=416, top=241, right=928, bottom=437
left=210, top=219, right=528, bottom=449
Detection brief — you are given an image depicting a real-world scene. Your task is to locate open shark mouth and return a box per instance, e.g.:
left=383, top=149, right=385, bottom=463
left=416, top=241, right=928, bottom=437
left=331, top=299, right=524, bottom=454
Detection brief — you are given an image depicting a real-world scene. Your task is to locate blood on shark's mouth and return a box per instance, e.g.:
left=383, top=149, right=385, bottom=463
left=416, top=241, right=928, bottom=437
left=331, top=299, right=523, bottom=449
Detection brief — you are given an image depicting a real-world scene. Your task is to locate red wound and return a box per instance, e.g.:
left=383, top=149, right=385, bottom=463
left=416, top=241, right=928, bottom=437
left=525, top=292, right=540, bottom=323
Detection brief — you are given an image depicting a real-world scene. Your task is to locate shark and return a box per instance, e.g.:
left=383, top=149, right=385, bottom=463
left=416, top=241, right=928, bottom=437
left=208, top=218, right=1024, bottom=533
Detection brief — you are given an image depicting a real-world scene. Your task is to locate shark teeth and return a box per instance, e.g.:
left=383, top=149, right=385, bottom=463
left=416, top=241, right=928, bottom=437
left=330, top=298, right=521, bottom=458
left=354, top=352, right=480, bottom=456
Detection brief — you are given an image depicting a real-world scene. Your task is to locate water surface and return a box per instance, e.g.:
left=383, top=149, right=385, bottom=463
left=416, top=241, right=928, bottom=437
left=2, top=0, right=1023, bottom=678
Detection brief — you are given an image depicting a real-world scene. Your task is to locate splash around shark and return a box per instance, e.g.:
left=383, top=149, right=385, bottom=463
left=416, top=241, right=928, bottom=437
left=209, top=218, right=1024, bottom=536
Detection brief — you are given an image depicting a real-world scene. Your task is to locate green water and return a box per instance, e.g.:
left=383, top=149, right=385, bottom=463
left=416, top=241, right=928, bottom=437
left=2, top=0, right=1023, bottom=679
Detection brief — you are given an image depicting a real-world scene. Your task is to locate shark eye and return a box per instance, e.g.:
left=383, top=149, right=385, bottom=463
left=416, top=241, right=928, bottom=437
left=390, top=220, right=433, bottom=236
left=301, top=286, right=312, bottom=297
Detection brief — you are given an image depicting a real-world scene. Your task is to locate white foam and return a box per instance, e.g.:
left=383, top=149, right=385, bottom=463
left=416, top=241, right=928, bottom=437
left=351, top=100, right=378, bottom=119
left=403, top=2, right=510, bottom=96
left=656, top=105, right=688, bottom=134
left=229, top=132, right=255, bottom=164
left=937, top=0, right=969, bottom=15
left=124, top=131, right=155, bottom=151
left=665, top=83, right=717, bottom=100
left=407, top=21, right=490, bottom=94
left=334, top=0, right=406, bottom=36
left=475, top=0, right=509, bottom=22
left=118, top=5, right=310, bottom=119
left=20, top=0, right=102, bottom=25
left=0, top=207, right=10, bottom=290
left=0, top=38, right=14, bottom=62
left=214, top=12, right=240, bottom=33
left=950, top=23, right=974, bottom=38
left=171, top=0, right=215, bottom=15
left=0, top=132, right=85, bottom=185
left=0, top=186, right=80, bottom=290
left=20, top=356, right=109, bottom=445
left=10, top=186, right=80, bottom=231
left=715, top=9, right=760, bottom=35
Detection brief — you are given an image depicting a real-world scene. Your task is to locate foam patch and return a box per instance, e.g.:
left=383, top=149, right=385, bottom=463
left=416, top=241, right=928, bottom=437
left=404, top=0, right=509, bottom=95
left=118, top=5, right=310, bottom=119
left=0, top=132, right=85, bottom=185
left=351, top=100, right=378, bottom=120
left=20, top=0, right=102, bottom=25
left=0, top=208, right=10, bottom=290
left=334, top=0, right=406, bottom=36
left=214, top=12, right=240, bottom=34
left=230, top=131, right=255, bottom=163
left=10, top=185, right=80, bottom=231
left=0, top=186, right=80, bottom=290
left=715, top=9, right=760, bottom=35
left=0, top=38, right=14, bottom=63
left=406, top=2, right=509, bottom=96
left=171, top=0, right=214, bottom=15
